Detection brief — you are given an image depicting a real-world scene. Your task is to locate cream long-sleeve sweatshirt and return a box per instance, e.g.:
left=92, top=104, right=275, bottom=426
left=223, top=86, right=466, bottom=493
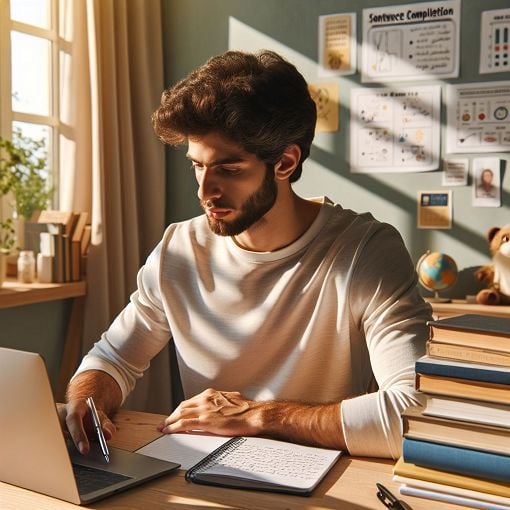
left=75, top=197, right=432, bottom=458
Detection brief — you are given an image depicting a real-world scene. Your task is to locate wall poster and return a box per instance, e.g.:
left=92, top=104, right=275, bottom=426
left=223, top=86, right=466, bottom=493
left=446, top=81, right=510, bottom=154
left=417, top=191, right=452, bottom=229
left=480, top=8, right=510, bottom=75
left=350, top=85, right=441, bottom=173
left=361, top=0, right=460, bottom=82
left=318, top=13, right=357, bottom=76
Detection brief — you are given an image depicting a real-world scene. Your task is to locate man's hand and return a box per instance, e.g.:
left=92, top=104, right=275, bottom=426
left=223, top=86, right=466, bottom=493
left=57, top=400, right=116, bottom=455
left=60, top=369, right=122, bottom=455
left=157, top=388, right=347, bottom=451
left=157, top=388, right=266, bottom=437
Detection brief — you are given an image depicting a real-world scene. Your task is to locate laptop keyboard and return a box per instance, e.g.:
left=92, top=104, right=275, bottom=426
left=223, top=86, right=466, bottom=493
left=72, top=463, right=132, bottom=495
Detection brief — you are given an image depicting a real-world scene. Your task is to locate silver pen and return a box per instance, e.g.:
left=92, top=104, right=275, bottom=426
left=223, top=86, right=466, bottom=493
left=86, top=396, right=110, bottom=463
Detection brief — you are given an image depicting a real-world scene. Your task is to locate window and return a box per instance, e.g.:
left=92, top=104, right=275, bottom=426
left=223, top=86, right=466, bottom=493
left=0, top=0, right=59, bottom=211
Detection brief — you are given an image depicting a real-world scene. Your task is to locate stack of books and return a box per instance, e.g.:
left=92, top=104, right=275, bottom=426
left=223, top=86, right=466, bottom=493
left=393, top=314, right=510, bottom=509
left=32, top=210, right=91, bottom=283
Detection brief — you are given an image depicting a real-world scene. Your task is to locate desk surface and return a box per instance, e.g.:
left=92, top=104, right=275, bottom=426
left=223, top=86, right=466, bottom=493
left=0, top=410, right=472, bottom=510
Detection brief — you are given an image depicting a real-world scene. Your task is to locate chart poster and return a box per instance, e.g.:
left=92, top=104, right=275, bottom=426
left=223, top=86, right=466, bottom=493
left=318, top=13, right=356, bottom=76
left=480, top=9, right=510, bottom=74
left=472, top=157, right=501, bottom=208
left=350, top=85, right=441, bottom=173
left=446, top=81, right=510, bottom=154
left=361, top=0, right=460, bottom=82
left=442, top=158, right=468, bottom=186
left=417, top=191, right=452, bottom=229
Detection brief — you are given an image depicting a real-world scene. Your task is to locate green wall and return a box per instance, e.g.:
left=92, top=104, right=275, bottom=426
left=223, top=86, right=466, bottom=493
left=161, top=0, right=510, bottom=299
left=0, top=300, right=71, bottom=391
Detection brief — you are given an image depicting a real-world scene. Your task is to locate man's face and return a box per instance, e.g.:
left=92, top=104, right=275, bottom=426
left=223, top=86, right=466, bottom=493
left=187, top=133, right=277, bottom=237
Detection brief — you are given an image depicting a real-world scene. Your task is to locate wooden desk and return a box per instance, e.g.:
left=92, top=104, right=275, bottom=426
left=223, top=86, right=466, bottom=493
left=428, top=299, right=510, bottom=319
left=0, top=410, right=472, bottom=509
left=0, top=278, right=87, bottom=401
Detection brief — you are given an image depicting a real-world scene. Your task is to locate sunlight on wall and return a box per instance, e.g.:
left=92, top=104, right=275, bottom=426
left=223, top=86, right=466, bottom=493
left=228, top=15, right=509, bottom=276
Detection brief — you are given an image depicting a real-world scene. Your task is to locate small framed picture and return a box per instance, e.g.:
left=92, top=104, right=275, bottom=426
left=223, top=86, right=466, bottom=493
left=472, top=157, right=501, bottom=207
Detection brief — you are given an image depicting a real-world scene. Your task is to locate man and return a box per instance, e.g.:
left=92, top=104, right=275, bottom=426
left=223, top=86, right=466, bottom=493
left=476, top=168, right=497, bottom=199
left=61, top=50, right=431, bottom=460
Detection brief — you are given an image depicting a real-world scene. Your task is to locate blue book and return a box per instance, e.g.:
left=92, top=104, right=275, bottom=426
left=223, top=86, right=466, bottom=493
left=415, top=355, right=510, bottom=385
left=403, top=437, right=510, bottom=483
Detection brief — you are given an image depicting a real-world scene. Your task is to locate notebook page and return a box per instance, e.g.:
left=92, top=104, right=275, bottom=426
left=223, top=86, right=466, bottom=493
left=197, top=437, right=341, bottom=490
left=136, top=433, right=232, bottom=470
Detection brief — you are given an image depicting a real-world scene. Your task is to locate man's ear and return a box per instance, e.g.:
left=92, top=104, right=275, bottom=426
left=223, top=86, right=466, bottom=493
left=274, top=144, right=301, bottom=181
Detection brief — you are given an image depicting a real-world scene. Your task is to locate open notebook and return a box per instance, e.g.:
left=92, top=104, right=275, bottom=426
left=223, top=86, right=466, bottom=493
left=137, top=432, right=342, bottom=496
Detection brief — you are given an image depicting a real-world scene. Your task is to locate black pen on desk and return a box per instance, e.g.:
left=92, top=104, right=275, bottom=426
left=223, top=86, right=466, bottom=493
left=86, top=396, right=110, bottom=463
left=376, top=483, right=408, bottom=510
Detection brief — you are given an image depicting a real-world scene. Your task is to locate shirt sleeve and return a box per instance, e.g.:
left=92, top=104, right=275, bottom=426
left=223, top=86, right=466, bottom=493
left=341, top=223, right=432, bottom=459
left=73, top=238, right=172, bottom=403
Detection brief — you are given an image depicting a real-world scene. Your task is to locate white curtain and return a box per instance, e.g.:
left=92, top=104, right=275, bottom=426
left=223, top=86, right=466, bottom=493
left=58, top=0, right=172, bottom=413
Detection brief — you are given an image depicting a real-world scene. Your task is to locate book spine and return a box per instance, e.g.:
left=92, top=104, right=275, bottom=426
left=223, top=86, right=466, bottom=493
left=416, top=359, right=510, bottom=385
left=427, top=342, right=510, bottom=367
left=402, top=438, right=510, bottom=483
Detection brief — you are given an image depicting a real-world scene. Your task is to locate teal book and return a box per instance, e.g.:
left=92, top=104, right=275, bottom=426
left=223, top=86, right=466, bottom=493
left=415, top=355, right=510, bottom=385
left=402, top=438, right=510, bottom=483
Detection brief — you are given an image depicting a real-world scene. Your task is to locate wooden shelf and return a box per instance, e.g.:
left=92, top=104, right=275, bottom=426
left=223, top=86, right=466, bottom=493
left=427, top=298, right=510, bottom=318
left=0, top=278, right=86, bottom=309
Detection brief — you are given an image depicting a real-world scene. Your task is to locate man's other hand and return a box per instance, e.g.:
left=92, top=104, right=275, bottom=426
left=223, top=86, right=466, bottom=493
left=157, top=388, right=266, bottom=437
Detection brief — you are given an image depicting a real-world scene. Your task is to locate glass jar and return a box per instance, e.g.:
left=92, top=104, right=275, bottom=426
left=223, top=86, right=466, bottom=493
left=17, top=250, right=36, bottom=283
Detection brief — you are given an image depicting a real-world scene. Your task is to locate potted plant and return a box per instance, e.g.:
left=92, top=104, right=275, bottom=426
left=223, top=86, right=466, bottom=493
left=0, top=128, right=53, bottom=255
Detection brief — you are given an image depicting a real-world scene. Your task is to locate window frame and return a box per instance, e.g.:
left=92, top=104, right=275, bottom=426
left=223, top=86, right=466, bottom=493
left=0, top=0, right=60, bottom=213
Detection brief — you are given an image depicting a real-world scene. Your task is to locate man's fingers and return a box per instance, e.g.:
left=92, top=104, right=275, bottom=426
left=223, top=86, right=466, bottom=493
left=64, top=401, right=90, bottom=454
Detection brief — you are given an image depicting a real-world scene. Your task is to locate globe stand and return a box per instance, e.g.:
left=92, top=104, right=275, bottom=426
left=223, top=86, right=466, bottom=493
left=427, top=290, right=452, bottom=303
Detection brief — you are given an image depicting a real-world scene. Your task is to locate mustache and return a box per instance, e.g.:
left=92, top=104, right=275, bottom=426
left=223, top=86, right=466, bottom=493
left=200, top=199, right=232, bottom=209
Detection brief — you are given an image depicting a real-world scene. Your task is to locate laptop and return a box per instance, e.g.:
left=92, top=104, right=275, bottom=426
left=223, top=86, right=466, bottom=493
left=0, top=347, right=180, bottom=504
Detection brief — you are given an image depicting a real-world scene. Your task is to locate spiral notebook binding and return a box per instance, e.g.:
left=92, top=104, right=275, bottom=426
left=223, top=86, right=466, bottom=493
left=185, top=437, right=246, bottom=481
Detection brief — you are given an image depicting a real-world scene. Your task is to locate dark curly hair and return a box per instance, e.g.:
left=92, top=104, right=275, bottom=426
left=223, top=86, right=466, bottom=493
left=152, top=50, right=316, bottom=182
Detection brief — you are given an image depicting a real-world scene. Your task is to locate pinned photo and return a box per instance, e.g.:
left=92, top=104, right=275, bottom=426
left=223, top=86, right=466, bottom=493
left=472, top=157, right=501, bottom=207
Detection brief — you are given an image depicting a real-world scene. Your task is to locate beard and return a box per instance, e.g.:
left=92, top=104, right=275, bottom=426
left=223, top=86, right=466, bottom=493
left=201, top=165, right=277, bottom=237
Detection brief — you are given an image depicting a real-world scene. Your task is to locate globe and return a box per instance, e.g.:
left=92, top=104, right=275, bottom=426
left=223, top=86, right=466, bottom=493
left=416, top=251, right=458, bottom=302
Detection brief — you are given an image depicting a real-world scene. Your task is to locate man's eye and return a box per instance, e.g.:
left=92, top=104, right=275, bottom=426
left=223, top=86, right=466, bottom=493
left=190, top=163, right=203, bottom=172
left=219, top=167, right=240, bottom=176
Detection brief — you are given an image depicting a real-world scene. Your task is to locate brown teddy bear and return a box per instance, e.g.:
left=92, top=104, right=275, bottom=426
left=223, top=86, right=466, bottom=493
left=475, top=225, right=510, bottom=305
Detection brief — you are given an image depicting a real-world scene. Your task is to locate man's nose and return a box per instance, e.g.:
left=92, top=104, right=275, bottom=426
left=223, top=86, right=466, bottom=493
left=197, top=168, right=221, bottom=203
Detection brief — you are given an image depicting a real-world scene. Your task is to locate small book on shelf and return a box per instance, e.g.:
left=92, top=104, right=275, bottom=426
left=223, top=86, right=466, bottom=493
left=402, top=405, right=510, bottom=455
left=428, top=314, right=510, bottom=352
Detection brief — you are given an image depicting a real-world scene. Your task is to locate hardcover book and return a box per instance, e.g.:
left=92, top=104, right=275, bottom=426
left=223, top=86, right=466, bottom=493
left=415, top=355, right=510, bottom=385
left=428, top=314, right=510, bottom=352
left=402, top=437, right=510, bottom=483
left=402, top=406, right=510, bottom=455
left=427, top=340, right=510, bottom=367
left=393, top=457, right=510, bottom=499
left=422, top=395, right=510, bottom=428
left=415, top=371, right=510, bottom=404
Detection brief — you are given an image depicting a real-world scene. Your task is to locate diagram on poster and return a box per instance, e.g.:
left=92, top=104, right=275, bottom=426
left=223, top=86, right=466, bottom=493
left=446, top=81, right=510, bottom=153
left=350, top=85, right=441, bottom=173
left=361, top=0, right=460, bottom=82
left=480, top=8, right=510, bottom=74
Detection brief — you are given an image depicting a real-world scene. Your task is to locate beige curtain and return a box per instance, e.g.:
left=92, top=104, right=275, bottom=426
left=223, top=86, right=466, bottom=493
left=58, top=0, right=172, bottom=413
